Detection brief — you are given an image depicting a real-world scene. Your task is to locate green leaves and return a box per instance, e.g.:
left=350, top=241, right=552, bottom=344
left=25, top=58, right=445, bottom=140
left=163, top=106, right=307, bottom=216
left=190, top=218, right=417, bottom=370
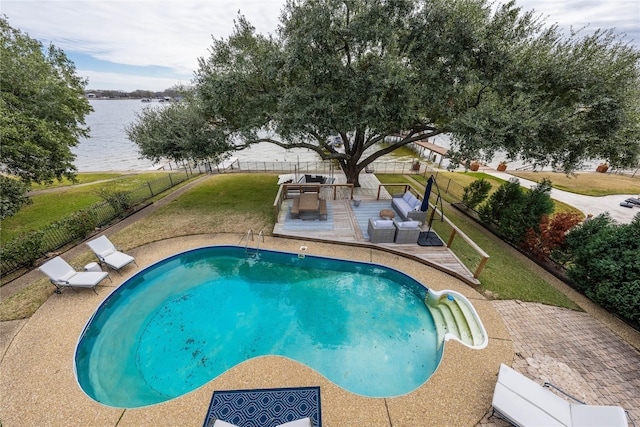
left=563, top=213, right=640, bottom=324
left=478, top=177, right=554, bottom=243
left=133, top=0, right=640, bottom=185
left=462, top=178, right=491, bottom=209
left=1, top=18, right=91, bottom=187
left=127, top=93, right=233, bottom=164
left=0, top=176, right=32, bottom=220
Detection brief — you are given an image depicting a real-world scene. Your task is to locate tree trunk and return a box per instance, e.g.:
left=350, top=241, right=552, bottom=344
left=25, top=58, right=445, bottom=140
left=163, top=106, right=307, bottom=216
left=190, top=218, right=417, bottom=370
left=343, top=161, right=361, bottom=187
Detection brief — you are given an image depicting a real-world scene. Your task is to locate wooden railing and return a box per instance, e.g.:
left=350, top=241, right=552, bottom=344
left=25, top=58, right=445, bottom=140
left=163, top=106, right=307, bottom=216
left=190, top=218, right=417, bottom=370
left=376, top=183, right=423, bottom=200
left=377, top=183, right=489, bottom=279
left=427, top=204, right=490, bottom=279
left=273, top=183, right=354, bottom=223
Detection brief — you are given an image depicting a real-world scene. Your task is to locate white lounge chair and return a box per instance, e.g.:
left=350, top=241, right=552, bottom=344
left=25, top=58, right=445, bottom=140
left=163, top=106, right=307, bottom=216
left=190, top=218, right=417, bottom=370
left=39, top=256, right=110, bottom=294
left=492, top=363, right=629, bottom=427
left=86, top=235, right=136, bottom=273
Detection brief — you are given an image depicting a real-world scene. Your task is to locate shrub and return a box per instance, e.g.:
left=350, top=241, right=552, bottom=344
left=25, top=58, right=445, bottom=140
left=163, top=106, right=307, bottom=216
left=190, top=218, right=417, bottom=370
left=521, top=178, right=554, bottom=233
left=96, top=188, right=133, bottom=215
left=479, top=177, right=554, bottom=244
left=562, top=213, right=640, bottom=324
left=478, top=178, right=525, bottom=242
left=0, top=175, right=32, bottom=219
left=51, top=209, right=98, bottom=241
left=0, top=230, right=44, bottom=274
left=521, top=212, right=583, bottom=260
left=462, top=178, right=491, bottom=209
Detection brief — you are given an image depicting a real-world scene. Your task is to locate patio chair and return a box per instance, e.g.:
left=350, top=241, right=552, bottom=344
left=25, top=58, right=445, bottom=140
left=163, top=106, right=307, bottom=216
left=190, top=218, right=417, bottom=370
left=87, top=235, right=137, bottom=273
left=367, top=218, right=396, bottom=243
left=393, top=219, right=421, bottom=244
left=39, top=256, right=110, bottom=294
left=492, top=363, right=628, bottom=427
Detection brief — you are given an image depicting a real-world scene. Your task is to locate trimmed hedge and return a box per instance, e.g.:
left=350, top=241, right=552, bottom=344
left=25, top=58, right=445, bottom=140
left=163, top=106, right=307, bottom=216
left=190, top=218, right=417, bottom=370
left=561, top=213, right=640, bottom=325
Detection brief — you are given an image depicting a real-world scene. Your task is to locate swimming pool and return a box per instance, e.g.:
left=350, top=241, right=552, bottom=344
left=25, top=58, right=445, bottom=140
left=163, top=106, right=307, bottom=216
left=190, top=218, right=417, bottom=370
left=76, top=246, right=475, bottom=408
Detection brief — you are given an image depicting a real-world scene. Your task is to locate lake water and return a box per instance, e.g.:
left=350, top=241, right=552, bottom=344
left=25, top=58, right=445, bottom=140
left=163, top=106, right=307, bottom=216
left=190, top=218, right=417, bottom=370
left=73, top=100, right=364, bottom=172
left=74, top=100, right=571, bottom=173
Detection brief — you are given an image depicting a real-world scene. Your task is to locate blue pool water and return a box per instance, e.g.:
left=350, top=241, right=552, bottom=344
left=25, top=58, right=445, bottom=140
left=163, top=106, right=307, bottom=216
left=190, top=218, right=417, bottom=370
left=75, top=246, right=442, bottom=408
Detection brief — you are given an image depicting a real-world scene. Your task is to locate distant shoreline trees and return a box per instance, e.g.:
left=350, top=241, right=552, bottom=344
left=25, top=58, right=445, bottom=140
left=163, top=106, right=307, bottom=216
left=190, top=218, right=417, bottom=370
left=83, top=87, right=184, bottom=100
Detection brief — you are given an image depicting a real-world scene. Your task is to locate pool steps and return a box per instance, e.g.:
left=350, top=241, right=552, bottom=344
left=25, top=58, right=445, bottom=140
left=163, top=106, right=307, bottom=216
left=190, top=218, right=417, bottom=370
left=425, top=291, right=488, bottom=349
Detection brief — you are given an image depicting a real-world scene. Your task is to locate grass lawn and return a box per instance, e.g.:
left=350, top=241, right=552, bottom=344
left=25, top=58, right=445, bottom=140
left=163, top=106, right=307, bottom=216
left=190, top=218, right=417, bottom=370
left=1, top=172, right=175, bottom=242
left=0, top=171, right=589, bottom=321
left=29, top=172, right=132, bottom=190
left=0, top=174, right=279, bottom=321
left=510, top=171, right=640, bottom=196
left=103, top=174, right=280, bottom=253
left=377, top=173, right=581, bottom=310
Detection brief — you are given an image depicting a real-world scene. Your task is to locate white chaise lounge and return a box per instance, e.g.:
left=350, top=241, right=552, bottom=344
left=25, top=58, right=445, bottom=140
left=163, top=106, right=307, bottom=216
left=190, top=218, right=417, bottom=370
left=87, top=235, right=137, bottom=273
left=39, top=256, right=110, bottom=294
left=492, top=363, right=628, bottom=427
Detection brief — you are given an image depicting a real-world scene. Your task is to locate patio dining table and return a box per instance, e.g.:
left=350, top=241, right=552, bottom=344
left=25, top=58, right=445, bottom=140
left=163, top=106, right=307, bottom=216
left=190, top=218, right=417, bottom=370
left=299, top=192, right=320, bottom=214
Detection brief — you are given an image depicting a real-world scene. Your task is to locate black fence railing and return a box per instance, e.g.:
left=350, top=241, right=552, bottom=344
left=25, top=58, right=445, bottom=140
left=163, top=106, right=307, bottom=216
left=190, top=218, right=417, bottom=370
left=1, top=169, right=198, bottom=277
left=194, top=159, right=431, bottom=176
left=434, top=175, right=466, bottom=204
left=1, top=159, right=476, bottom=277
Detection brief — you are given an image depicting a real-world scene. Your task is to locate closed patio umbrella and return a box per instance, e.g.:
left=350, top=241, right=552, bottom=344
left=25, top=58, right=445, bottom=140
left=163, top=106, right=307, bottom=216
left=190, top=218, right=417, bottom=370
left=417, top=174, right=444, bottom=246
left=420, top=175, right=434, bottom=212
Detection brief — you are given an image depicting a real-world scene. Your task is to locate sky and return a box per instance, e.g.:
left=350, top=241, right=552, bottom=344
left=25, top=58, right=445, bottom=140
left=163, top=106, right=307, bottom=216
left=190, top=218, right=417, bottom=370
left=3, top=0, right=639, bottom=92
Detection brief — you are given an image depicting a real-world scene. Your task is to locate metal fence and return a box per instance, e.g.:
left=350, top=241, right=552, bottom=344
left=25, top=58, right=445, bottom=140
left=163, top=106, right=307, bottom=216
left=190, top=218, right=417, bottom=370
left=202, top=159, right=429, bottom=176
left=1, top=169, right=198, bottom=277
left=433, top=174, right=466, bottom=204
left=1, top=159, right=471, bottom=277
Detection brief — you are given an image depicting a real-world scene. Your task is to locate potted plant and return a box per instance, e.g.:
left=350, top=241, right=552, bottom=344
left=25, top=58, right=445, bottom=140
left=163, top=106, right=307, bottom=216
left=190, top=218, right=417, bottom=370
left=469, top=161, right=480, bottom=171
left=497, top=161, right=507, bottom=172
left=596, top=163, right=609, bottom=173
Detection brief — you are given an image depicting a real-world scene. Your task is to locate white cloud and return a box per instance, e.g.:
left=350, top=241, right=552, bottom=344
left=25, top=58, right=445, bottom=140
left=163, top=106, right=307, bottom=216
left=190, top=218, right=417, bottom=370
left=3, top=0, right=638, bottom=91
left=4, top=1, right=282, bottom=74
left=517, top=0, right=639, bottom=43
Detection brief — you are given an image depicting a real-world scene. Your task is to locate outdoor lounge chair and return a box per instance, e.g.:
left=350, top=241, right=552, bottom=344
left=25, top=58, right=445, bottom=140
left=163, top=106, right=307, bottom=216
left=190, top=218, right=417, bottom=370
left=393, top=219, right=421, bottom=244
left=87, top=235, right=137, bottom=273
left=39, top=256, right=110, bottom=294
left=492, top=363, right=629, bottom=427
left=367, top=218, right=396, bottom=243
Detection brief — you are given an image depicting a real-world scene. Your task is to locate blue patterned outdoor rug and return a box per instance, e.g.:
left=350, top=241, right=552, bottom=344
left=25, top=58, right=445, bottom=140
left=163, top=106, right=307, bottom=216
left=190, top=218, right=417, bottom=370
left=203, top=386, right=322, bottom=427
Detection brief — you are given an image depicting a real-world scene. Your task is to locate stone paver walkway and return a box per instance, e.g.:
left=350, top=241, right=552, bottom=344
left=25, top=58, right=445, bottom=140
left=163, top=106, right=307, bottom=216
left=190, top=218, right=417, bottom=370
left=478, top=300, right=639, bottom=426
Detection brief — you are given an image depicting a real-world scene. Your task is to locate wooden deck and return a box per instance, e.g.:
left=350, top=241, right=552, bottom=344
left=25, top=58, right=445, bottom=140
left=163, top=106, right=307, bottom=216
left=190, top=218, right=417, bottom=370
left=273, top=193, right=480, bottom=286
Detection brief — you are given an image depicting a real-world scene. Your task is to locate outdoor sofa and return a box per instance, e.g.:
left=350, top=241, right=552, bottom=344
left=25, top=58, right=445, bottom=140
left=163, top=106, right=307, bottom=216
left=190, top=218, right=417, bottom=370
left=391, top=191, right=428, bottom=224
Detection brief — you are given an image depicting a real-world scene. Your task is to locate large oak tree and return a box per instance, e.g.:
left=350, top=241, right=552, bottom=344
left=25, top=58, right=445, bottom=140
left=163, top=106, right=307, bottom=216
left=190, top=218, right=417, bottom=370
left=130, top=0, right=640, bottom=186
left=1, top=17, right=92, bottom=217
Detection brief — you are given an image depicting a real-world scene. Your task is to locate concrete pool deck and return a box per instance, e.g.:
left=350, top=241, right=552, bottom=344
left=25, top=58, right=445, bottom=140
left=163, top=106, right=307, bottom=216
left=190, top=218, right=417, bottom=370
left=1, top=234, right=514, bottom=426
left=3, top=234, right=638, bottom=426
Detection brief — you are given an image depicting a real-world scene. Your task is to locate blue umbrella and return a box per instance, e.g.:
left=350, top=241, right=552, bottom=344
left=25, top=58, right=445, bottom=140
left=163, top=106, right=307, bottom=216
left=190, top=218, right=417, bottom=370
left=420, top=175, right=434, bottom=212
